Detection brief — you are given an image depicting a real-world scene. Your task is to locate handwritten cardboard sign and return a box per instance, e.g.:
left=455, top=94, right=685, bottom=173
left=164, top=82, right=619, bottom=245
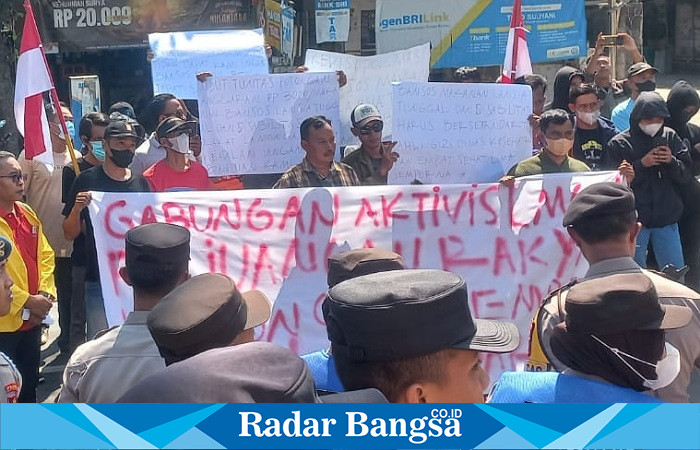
left=197, top=72, right=340, bottom=177
left=389, top=82, right=533, bottom=185
left=305, top=44, right=430, bottom=147
left=149, top=29, right=269, bottom=99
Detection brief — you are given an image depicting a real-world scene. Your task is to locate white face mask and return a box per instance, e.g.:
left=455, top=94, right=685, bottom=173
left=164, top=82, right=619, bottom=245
left=640, top=122, right=663, bottom=137
left=592, top=336, right=681, bottom=390
left=577, top=110, right=601, bottom=126
left=169, top=133, right=190, bottom=154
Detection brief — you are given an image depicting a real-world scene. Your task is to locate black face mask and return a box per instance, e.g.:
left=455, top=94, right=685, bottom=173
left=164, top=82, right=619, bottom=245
left=636, top=80, right=657, bottom=92
left=109, top=149, right=134, bottom=168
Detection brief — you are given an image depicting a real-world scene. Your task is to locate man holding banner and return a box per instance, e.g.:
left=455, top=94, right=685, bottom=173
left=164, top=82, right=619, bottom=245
left=62, top=120, right=150, bottom=340
left=274, top=116, right=360, bottom=188
left=501, top=109, right=590, bottom=183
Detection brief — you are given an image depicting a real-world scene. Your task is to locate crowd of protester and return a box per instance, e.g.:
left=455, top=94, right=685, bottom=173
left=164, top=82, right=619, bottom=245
left=0, top=30, right=698, bottom=406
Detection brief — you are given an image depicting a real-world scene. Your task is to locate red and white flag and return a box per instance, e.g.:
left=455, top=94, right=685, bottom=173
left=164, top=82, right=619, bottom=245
left=14, top=0, right=54, bottom=161
left=501, top=0, right=533, bottom=84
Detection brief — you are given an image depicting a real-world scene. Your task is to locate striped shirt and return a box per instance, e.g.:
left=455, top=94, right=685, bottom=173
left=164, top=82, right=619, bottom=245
left=273, top=158, right=360, bottom=189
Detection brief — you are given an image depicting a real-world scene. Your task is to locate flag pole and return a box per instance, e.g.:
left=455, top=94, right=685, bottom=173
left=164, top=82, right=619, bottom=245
left=22, top=0, right=80, bottom=175
left=509, top=0, right=521, bottom=80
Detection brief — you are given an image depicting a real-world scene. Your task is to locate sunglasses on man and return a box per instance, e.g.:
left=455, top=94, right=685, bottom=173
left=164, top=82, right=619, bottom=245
left=359, top=122, right=384, bottom=135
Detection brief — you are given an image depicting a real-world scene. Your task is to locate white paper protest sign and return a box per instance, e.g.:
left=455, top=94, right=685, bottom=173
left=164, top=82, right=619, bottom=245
left=197, top=72, right=340, bottom=177
left=149, top=29, right=269, bottom=99
left=304, top=44, right=430, bottom=147
left=90, top=171, right=621, bottom=384
left=389, top=82, right=533, bottom=185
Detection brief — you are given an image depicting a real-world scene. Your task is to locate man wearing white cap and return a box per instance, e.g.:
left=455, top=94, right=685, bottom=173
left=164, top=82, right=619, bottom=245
left=343, top=104, right=399, bottom=185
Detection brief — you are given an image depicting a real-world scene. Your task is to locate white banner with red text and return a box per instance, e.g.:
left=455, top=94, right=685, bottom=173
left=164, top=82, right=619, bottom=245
left=89, top=171, right=621, bottom=382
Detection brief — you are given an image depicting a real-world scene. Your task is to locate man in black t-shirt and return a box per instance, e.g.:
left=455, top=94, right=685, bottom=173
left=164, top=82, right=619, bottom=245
left=62, top=112, right=108, bottom=351
left=63, top=120, right=150, bottom=340
left=568, top=83, right=622, bottom=171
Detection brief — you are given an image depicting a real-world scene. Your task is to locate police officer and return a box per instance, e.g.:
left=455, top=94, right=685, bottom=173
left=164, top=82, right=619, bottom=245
left=526, top=182, right=700, bottom=402
left=0, top=236, right=22, bottom=403
left=147, top=273, right=271, bottom=366
left=59, top=223, right=191, bottom=403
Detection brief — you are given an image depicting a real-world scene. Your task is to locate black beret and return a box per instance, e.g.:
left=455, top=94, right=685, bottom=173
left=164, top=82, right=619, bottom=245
left=563, top=182, right=635, bottom=227
left=125, top=223, right=190, bottom=272
left=147, top=273, right=271, bottom=365
left=117, top=342, right=388, bottom=403
left=323, top=269, right=519, bottom=362
left=327, top=248, right=405, bottom=288
left=0, top=236, right=12, bottom=263
left=565, top=273, right=692, bottom=334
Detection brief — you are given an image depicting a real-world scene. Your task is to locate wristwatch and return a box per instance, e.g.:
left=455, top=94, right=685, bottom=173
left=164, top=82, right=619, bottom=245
left=38, top=291, right=55, bottom=302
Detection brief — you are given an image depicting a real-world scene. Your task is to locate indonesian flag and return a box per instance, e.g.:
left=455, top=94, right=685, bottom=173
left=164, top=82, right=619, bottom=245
left=14, top=0, right=54, bottom=161
left=501, top=0, right=533, bottom=84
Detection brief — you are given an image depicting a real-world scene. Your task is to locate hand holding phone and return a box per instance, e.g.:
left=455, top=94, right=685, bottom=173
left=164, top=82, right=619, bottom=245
left=601, top=34, right=624, bottom=47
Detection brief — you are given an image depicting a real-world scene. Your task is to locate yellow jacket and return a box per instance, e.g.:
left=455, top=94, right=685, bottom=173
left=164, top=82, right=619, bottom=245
left=0, top=202, right=56, bottom=332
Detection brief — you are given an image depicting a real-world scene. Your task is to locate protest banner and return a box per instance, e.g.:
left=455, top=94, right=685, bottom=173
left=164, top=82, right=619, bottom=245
left=304, top=44, right=430, bottom=147
left=376, top=0, right=587, bottom=68
left=315, top=0, right=351, bottom=43
left=148, top=29, right=269, bottom=100
left=197, top=72, right=340, bottom=177
left=89, top=171, right=621, bottom=384
left=389, top=82, right=532, bottom=185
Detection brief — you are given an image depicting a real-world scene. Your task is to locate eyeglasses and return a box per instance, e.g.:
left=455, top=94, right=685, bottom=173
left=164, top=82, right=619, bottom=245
left=359, top=122, right=383, bottom=135
left=0, top=172, right=27, bottom=184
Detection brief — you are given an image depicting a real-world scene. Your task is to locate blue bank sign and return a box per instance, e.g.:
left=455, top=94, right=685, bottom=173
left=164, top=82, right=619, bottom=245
left=376, top=0, right=587, bottom=68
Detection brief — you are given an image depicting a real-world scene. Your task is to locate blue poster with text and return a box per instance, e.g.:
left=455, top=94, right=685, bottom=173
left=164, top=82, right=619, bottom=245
left=376, top=0, right=587, bottom=68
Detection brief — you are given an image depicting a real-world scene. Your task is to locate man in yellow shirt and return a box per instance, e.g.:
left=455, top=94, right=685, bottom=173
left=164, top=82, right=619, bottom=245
left=0, top=151, right=55, bottom=402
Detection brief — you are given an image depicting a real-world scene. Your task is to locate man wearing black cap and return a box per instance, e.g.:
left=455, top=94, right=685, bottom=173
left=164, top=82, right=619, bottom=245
left=59, top=223, right=190, bottom=403
left=302, top=248, right=406, bottom=393
left=0, top=236, right=22, bottom=403
left=493, top=272, right=692, bottom=403
left=611, top=62, right=659, bottom=132
left=118, top=341, right=386, bottom=403
left=62, top=120, right=150, bottom=341
left=608, top=92, right=692, bottom=271
left=324, top=269, right=519, bottom=403
left=147, top=273, right=271, bottom=365
left=527, top=182, right=700, bottom=402
left=142, top=117, right=212, bottom=192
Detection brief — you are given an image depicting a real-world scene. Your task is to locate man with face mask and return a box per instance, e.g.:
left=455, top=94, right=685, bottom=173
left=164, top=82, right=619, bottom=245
left=666, top=81, right=700, bottom=291
left=569, top=84, right=634, bottom=181
left=611, top=62, right=659, bottom=132
left=608, top=92, right=692, bottom=271
left=526, top=182, right=700, bottom=402
left=132, top=94, right=202, bottom=176
left=61, top=111, right=108, bottom=351
left=62, top=120, right=150, bottom=341
left=500, top=109, right=590, bottom=184
left=143, top=118, right=212, bottom=192
left=569, top=83, right=620, bottom=170
left=18, top=101, right=75, bottom=354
